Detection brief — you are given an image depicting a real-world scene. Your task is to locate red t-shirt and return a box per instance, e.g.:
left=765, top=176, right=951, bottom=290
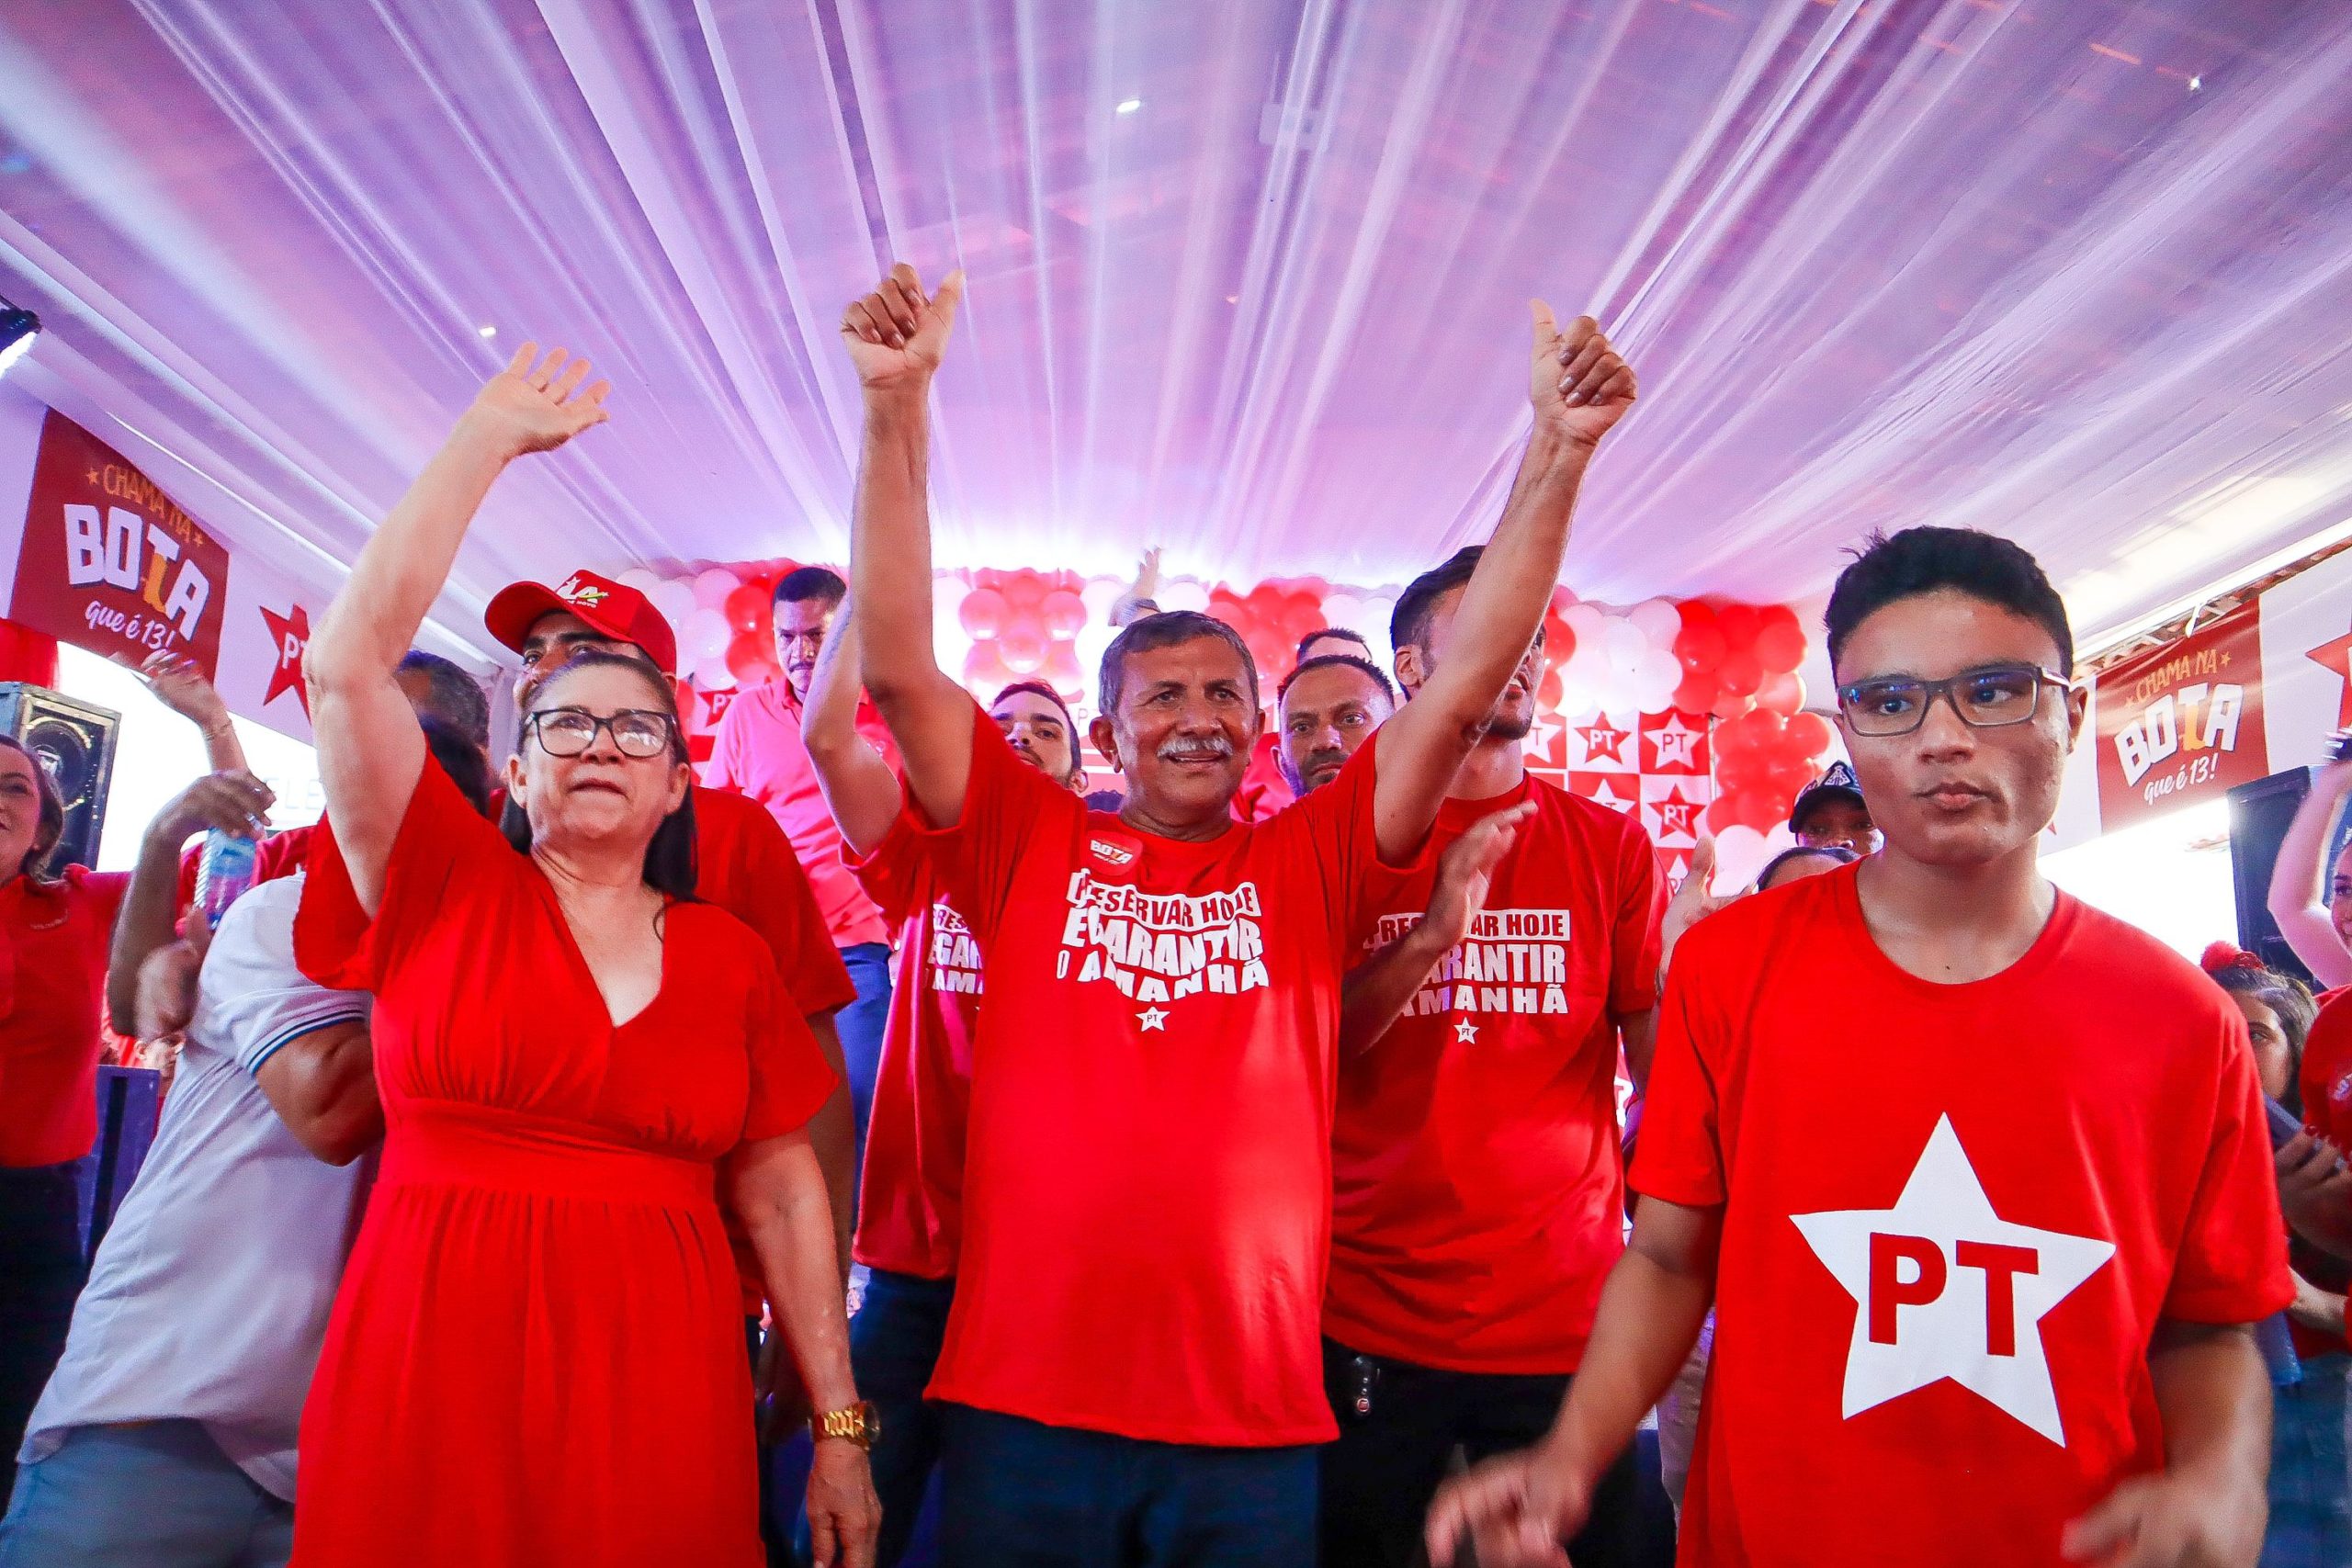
left=930, top=716, right=1410, bottom=1446
left=707, top=682, right=900, bottom=951
left=1327, top=773, right=1664, bottom=1373
left=0, top=866, right=130, bottom=1166
left=2294, top=993, right=2352, bottom=1353
left=847, top=810, right=978, bottom=1280
left=1636, top=867, right=2292, bottom=1565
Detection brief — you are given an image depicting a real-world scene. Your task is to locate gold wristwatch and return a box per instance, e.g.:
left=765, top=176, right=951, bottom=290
left=813, top=1402, right=881, bottom=1450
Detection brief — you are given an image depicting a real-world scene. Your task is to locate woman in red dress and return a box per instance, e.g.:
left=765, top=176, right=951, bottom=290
left=292, top=344, right=879, bottom=1567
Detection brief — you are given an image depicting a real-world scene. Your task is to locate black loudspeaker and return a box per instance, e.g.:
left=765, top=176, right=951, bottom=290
left=0, top=682, right=119, bottom=876
left=2227, top=766, right=2352, bottom=987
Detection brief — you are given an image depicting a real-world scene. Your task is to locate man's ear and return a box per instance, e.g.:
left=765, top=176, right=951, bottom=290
left=1090, top=715, right=1123, bottom=774
left=1394, top=642, right=1428, bottom=696
left=2062, top=682, right=2089, bottom=751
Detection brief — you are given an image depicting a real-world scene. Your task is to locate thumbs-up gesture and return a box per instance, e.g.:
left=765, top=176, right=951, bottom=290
left=842, top=263, right=966, bottom=395
left=1529, top=303, right=1635, bottom=449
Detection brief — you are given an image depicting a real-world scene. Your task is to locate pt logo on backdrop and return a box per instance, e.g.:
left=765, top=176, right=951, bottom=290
left=259, top=603, right=312, bottom=716
left=10, top=412, right=230, bottom=675
left=1792, top=1117, right=2113, bottom=1445
left=2092, top=602, right=2267, bottom=829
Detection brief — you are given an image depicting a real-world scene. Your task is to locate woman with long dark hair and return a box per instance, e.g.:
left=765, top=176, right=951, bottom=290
left=290, top=344, right=876, bottom=1566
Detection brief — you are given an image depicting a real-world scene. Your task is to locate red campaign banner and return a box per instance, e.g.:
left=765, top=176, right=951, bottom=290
left=10, top=411, right=231, bottom=678
left=2094, top=601, right=2267, bottom=829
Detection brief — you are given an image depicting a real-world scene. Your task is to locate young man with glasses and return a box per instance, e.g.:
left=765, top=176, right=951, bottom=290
left=1429, top=525, right=2290, bottom=1568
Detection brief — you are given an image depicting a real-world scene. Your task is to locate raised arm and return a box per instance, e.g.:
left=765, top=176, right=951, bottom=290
left=2267, top=759, right=2352, bottom=987
left=106, top=770, right=274, bottom=1035
left=1371, top=310, right=1635, bottom=863
left=302, top=345, right=607, bottom=912
left=842, top=264, right=976, bottom=832
left=802, top=602, right=904, bottom=856
left=139, top=651, right=249, bottom=774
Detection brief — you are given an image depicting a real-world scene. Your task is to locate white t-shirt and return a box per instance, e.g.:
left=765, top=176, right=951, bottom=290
left=21, top=874, right=371, bottom=1500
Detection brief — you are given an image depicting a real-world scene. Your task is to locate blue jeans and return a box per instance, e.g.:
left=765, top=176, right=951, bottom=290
left=837, top=943, right=894, bottom=1178
left=938, top=1404, right=1317, bottom=1567
left=2263, top=1352, right=2351, bottom=1567
left=0, top=1421, right=291, bottom=1567
left=798, top=1269, right=953, bottom=1566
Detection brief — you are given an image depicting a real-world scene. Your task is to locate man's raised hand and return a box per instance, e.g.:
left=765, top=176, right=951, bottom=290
left=842, top=263, right=966, bottom=393
left=1423, top=801, right=1535, bottom=953
left=1530, top=304, right=1635, bottom=450
left=467, top=344, right=611, bottom=457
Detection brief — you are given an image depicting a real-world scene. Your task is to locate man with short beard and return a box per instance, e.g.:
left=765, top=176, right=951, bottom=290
left=1430, top=526, right=2290, bottom=1568
left=839, top=259, right=1635, bottom=1563
left=1316, top=545, right=1667, bottom=1568
left=1274, top=653, right=1396, bottom=798
left=709, top=566, right=902, bottom=1176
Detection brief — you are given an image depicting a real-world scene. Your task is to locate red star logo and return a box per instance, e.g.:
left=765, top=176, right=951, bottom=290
left=1651, top=784, right=1702, bottom=842
left=260, top=603, right=311, bottom=716
left=1577, top=718, right=1632, bottom=765
left=2310, top=626, right=2352, bottom=728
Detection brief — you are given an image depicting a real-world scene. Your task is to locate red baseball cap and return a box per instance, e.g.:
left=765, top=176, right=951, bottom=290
left=483, top=569, right=679, bottom=675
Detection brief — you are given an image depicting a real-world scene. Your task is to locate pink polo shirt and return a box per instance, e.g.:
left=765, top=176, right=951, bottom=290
left=706, top=680, right=901, bottom=951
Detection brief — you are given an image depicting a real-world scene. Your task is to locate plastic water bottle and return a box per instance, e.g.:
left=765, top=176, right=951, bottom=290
left=196, top=829, right=258, bottom=928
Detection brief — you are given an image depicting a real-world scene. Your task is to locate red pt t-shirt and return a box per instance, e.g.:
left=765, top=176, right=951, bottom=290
left=930, top=716, right=1408, bottom=1446
left=0, top=866, right=130, bottom=1166
left=1327, top=773, right=1664, bottom=1373
left=1636, top=866, right=2291, bottom=1565
left=706, top=682, right=899, bottom=951
left=847, top=810, right=978, bottom=1280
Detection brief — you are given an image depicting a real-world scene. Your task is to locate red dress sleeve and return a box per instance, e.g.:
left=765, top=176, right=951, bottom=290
left=1628, top=920, right=1730, bottom=1209
left=738, top=953, right=842, bottom=1145
left=2163, top=1012, right=2297, bottom=1324
left=296, top=759, right=499, bottom=991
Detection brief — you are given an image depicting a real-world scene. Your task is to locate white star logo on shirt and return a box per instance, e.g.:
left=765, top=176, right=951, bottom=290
left=1791, top=1115, right=2114, bottom=1446
left=1137, top=1008, right=1169, bottom=1032
left=1453, top=1018, right=1479, bottom=1044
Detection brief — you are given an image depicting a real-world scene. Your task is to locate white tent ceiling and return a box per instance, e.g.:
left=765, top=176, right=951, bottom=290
left=3, top=0, right=2349, bottom=660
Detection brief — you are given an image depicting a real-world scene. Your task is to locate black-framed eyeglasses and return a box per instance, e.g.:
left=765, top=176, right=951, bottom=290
left=1836, top=663, right=2071, bottom=738
left=525, top=707, right=676, bottom=759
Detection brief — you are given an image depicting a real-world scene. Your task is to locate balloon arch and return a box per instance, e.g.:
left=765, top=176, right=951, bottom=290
left=632, top=560, right=1834, bottom=886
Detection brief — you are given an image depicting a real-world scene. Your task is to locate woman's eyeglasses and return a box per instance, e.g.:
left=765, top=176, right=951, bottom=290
left=1835, top=664, right=2070, bottom=738
left=525, top=707, right=676, bottom=759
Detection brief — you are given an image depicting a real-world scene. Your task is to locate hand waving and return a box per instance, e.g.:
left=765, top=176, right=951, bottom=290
left=1530, top=304, right=1635, bottom=450
left=842, top=264, right=966, bottom=393
left=466, top=344, right=611, bottom=458
left=136, top=650, right=230, bottom=731
left=1424, top=801, right=1535, bottom=952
